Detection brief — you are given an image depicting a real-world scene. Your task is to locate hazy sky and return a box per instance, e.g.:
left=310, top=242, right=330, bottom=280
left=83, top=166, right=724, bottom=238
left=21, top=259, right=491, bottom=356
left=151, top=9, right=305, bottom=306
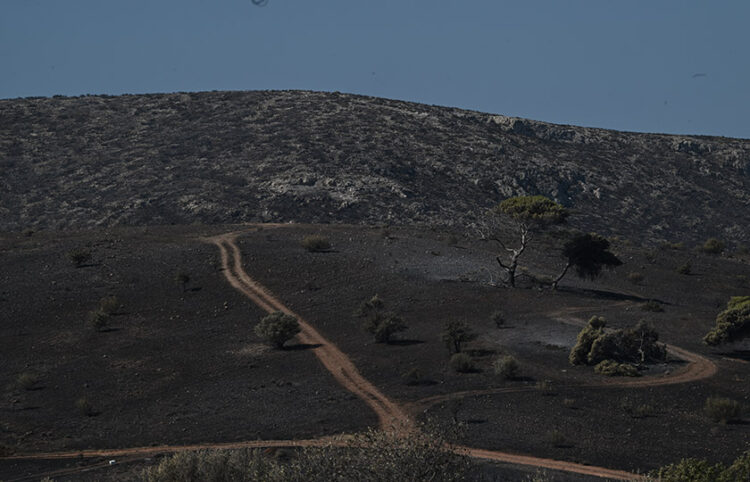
left=2, top=1, right=749, bottom=138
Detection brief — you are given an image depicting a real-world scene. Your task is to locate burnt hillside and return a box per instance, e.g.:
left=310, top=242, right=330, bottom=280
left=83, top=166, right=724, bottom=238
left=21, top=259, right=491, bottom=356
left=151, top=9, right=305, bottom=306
left=1, top=90, right=748, bottom=245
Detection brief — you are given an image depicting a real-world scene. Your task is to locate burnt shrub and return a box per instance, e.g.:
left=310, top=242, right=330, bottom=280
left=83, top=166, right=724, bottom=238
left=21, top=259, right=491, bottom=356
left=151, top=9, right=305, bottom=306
left=87, top=309, right=110, bottom=331
left=255, top=311, right=301, bottom=349
left=76, top=397, right=95, bottom=416
left=641, top=300, right=664, bottom=312
left=99, top=296, right=120, bottom=315
left=626, top=272, right=644, bottom=285
left=16, top=372, right=40, bottom=390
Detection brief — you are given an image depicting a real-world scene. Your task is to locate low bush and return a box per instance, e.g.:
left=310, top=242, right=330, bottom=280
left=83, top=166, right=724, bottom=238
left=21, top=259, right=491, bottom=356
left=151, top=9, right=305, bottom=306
left=16, top=372, right=40, bottom=390
left=676, top=261, right=692, bottom=275
left=68, top=248, right=92, bottom=267
left=653, top=458, right=725, bottom=482
left=493, top=355, right=519, bottom=380
left=593, top=360, right=639, bottom=377
left=362, top=312, right=407, bottom=343
left=704, top=396, right=743, bottom=424
left=626, top=272, right=644, bottom=284
left=174, top=272, right=190, bottom=292
left=255, top=311, right=301, bottom=349
left=402, top=368, right=429, bottom=386
left=491, top=310, right=505, bottom=328
left=76, top=397, right=95, bottom=416
left=659, top=241, right=685, bottom=250
left=701, top=238, right=725, bottom=255
left=99, top=296, right=120, bottom=315
left=536, top=379, right=555, bottom=396
left=355, top=294, right=384, bottom=317
left=641, top=300, right=664, bottom=312
left=703, top=296, right=750, bottom=346
left=449, top=353, right=475, bottom=373
left=87, top=309, right=109, bottom=331
left=301, top=235, right=331, bottom=252
left=543, top=430, right=569, bottom=447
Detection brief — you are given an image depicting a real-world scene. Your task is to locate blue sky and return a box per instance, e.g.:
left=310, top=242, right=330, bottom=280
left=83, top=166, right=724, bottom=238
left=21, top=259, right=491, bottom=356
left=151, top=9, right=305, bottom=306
left=2, top=1, right=749, bottom=138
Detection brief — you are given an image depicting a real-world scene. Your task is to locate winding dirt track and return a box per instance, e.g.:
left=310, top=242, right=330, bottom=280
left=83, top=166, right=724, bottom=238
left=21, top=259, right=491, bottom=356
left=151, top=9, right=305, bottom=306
left=3, top=226, right=720, bottom=481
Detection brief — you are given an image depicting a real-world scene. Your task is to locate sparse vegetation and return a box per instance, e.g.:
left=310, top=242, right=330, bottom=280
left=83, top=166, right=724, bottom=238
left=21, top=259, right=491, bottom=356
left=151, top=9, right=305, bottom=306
left=703, top=296, right=750, bottom=345
left=491, top=310, right=505, bottom=328
left=68, top=248, right=92, bottom=267
left=704, top=396, right=743, bottom=424
left=543, top=430, right=569, bottom=448
left=449, top=353, right=476, bottom=373
left=402, top=368, right=429, bottom=386
left=493, top=355, right=519, bottom=379
left=701, top=238, right=725, bottom=255
left=653, top=450, right=750, bottom=482
left=255, top=311, right=301, bottom=349
left=441, top=320, right=476, bottom=354
left=301, top=235, right=331, bottom=253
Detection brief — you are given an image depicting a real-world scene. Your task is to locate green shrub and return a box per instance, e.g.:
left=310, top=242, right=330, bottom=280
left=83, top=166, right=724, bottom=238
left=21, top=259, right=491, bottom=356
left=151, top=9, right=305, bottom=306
left=301, top=235, right=331, bottom=252
left=626, top=272, right=644, bottom=284
left=441, top=320, right=476, bottom=354
left=255, top=311, right=301, bottom=349
left=87, top=309, right=109, bottom=331
left=174, top=272, right=190, bottom=292
left=16, top=372, right=40, bottom=390
left=362, top=312, right=407, bottom=343
left=99, top=296, right=120, bottom=315
left=701, top=238, right=725, bottom=255
left=641, top=300, right=664, bottom=312
left=76, top=397, right=95, bottom=416
left=723, top=450, right=750, bottom=482
left=356, top=294, right=384, bottom=317
left=491, top=310, right=505, bottom=328
left=493, top=355, right=519, bottom=380
left=402, top=368, right=428, bottom=386
left=676, top=261, right=692, bottom=275
left=536, top=379, right=555, bottom=396
left=704, top=396, right=743, bottom=424
left=449, top=353, right=476, bottom=373
left=659, top=241, right=685, bottom=250
left=68, top=248, right=92, bottom=267
left=593, top=360, right=639, bottom=377
left=543, top=430, right=568, bottom=447
left=568, top=316, right=606, bottom=365
left=703, top=296, right=750, bottom=345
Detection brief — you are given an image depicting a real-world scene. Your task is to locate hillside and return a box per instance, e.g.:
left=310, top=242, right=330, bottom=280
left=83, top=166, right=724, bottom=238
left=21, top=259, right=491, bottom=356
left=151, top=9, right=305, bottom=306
left=1, top=90, right=749, bottom=245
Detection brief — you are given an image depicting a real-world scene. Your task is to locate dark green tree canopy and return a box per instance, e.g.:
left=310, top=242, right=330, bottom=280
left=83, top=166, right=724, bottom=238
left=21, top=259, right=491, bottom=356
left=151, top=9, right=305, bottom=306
left=562, top=233, right=622, bottom=280
left=494, top=195, right=569, bottom=226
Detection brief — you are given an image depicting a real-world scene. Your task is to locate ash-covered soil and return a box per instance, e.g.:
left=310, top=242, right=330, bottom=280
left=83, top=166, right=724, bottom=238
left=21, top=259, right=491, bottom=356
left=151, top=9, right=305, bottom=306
left=1, top=90, right=749, bottom=246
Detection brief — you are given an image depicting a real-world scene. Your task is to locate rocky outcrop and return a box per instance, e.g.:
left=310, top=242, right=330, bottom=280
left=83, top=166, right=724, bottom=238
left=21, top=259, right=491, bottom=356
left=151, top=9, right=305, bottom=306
left=1, top=90, right=748, bottom=245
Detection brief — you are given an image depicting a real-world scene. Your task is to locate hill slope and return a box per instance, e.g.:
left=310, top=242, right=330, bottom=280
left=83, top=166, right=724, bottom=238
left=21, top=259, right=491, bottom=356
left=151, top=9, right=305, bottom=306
left=1, top=90, right=748, bottom=244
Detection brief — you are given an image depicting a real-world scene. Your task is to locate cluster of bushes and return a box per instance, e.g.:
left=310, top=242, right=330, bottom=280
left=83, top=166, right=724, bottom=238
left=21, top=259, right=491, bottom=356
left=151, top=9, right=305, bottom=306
left=703, top=296, right=750, bottom=346
left=569, top=317, right=666, bottom=375
left=653, top=450, right=750, bottom=482
left=357, top=295, right=408, bottom=343
left=144, top=425, right=471, bottom=482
